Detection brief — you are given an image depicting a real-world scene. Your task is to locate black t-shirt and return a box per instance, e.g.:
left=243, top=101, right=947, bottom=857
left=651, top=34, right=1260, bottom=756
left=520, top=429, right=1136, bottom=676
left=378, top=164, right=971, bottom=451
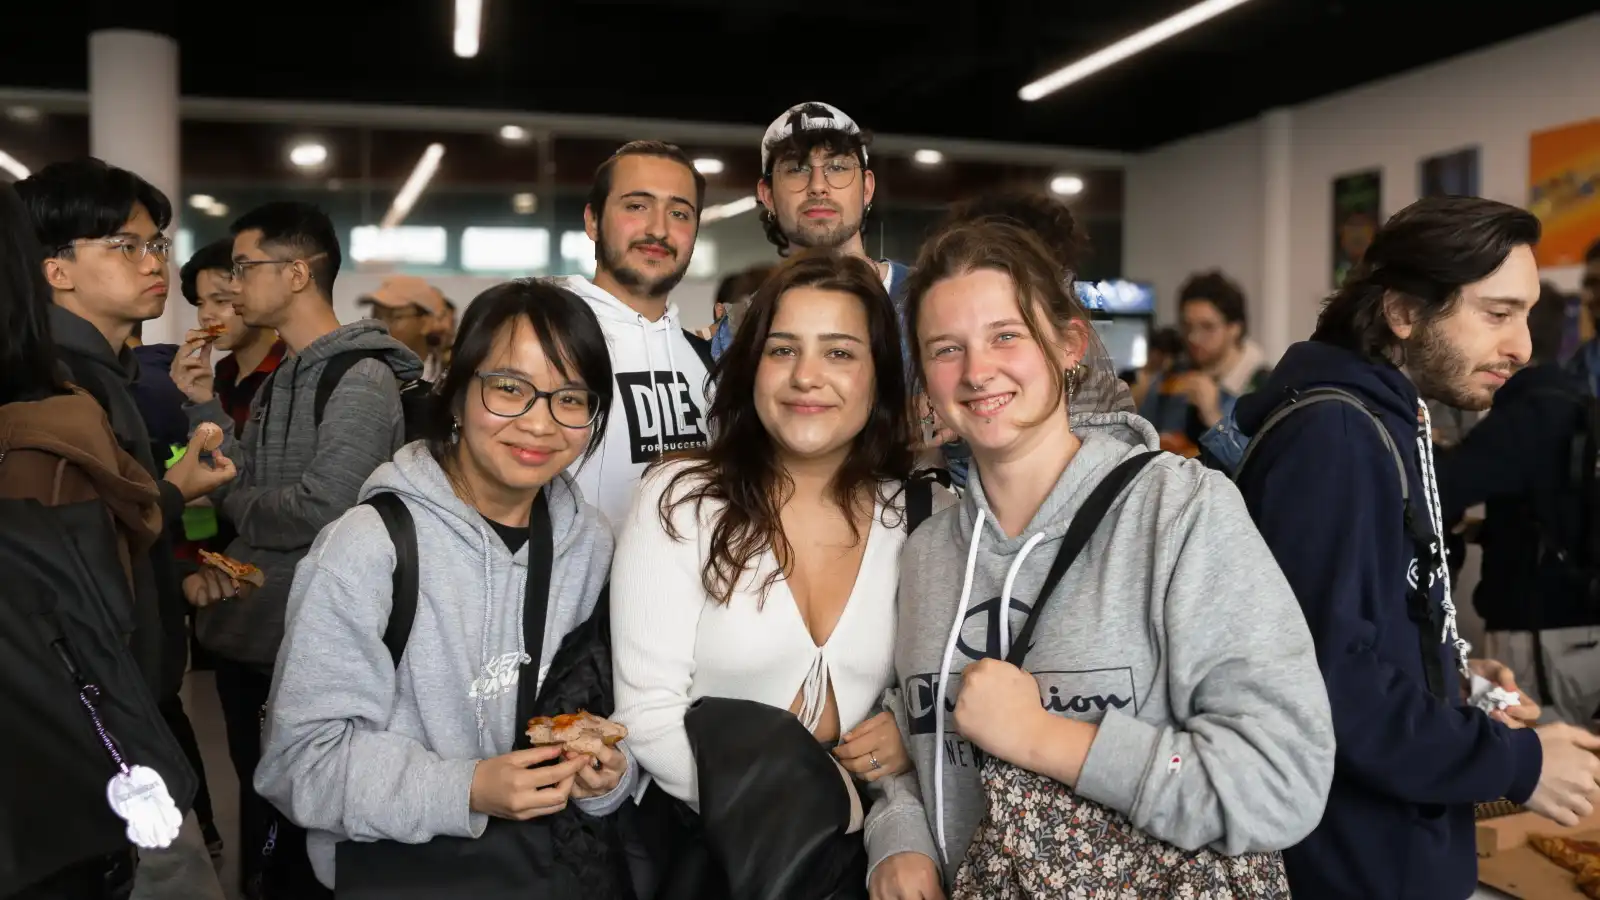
left=483, top=515, right=528, bottom=555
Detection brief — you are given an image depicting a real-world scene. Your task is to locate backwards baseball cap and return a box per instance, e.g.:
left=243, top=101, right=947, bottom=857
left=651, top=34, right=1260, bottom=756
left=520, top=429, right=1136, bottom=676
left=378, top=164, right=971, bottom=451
left=362, top=276, right=446, bottom=317
left=760, top=102, right=868, bottom=175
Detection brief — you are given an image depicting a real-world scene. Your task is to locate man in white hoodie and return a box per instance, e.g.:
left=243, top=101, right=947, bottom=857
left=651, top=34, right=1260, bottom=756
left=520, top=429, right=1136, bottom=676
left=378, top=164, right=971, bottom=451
left=560, top=140, right=712, bottom=526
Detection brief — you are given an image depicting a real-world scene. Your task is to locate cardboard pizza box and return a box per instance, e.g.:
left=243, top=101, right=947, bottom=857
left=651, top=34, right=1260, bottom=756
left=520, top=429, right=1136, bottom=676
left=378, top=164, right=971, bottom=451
left=1478, top=805, right=1600, bottom=899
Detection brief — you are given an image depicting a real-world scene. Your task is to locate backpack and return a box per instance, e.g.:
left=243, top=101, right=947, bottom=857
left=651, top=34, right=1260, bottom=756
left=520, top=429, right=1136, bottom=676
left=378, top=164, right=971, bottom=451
left=312, top=350, right=433, bottom=444
left=904, top=468, right=948, bottom=534
left=1234, top=388, right=1452, bottom=701
left=0, top=498, right=197, bottom=896
left=1526, top=387, right=1600, bottom=589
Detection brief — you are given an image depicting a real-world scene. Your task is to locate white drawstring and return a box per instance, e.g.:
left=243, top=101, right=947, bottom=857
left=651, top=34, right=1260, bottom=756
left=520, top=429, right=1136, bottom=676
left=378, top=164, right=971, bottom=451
left=472, top=524, right=495, bottom=742
left=1417, top=402, right=1471, bottom=680
left=934, top=508, right=988, bottom=863
left=997, top=534, right=1046, bottom=661
left=661, top=313, right=679, bottom=460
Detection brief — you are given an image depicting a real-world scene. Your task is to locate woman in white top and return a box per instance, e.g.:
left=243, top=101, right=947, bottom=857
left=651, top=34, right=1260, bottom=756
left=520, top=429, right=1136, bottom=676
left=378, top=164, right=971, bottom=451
left=611, top=250, right=941, bottom=887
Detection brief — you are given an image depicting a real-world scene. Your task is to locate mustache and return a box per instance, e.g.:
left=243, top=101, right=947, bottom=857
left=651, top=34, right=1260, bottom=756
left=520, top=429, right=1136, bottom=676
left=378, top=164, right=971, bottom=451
left=1476, top=362, right=1521, bottom=377
left=630, top=237, right=676, bottom=257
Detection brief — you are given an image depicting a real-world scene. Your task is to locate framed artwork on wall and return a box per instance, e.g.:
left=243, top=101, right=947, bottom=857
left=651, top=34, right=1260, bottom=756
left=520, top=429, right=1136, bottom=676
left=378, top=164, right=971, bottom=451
left=1332, top=169, right=1382, bottom=289
left=1420, top=146, right=1480, bottom=197
left=1529, top=117, right=1600, bottom=268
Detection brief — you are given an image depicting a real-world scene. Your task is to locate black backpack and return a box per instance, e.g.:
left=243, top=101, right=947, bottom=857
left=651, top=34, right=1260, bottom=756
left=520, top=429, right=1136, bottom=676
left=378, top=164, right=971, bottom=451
left=0, top=498, right=197, bottom=897
left=1526, top=387, right=1600, bottom=590
left=312, top=350, right=433, bottom=444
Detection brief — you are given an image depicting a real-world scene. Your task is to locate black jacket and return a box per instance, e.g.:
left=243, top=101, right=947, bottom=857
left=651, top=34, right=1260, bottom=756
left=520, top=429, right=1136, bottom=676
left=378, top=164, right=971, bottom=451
left=49, top=306, right=190, bottom=701
left=1436, top=364, right=1595, bottom=632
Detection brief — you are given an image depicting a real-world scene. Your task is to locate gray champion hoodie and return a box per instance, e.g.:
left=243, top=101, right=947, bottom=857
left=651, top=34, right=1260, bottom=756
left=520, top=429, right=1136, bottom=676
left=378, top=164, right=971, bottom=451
left=254, top=442, right=626, bottom=888
left=185, top=319, right=422, bottom=667
left=865, top=411, right=1335, bottom=885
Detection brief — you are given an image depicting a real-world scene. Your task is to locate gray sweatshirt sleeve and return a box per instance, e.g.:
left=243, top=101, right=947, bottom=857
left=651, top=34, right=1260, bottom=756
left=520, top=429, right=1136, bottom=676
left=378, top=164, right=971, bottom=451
left=221, top=359, right=401, bottom=552
left=1074, top=470, right=1335, bottom=855
left=254, top=514, right=486, bottom=845
left=863, top=687, right=940, bottom=882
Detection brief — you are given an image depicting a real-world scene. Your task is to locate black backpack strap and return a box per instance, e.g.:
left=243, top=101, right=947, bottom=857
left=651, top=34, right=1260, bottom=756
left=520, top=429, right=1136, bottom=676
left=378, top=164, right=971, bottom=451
left=1006, top=450, right=1161, bottom=667
left=682, top=329, right=715, bottom=372
left=903, top=468, right=952, bottom=534
left=314, top=350, right=389, bottom=427
left=512, top=488, right=555, bottom=750
left=363, top=493, right=419, bottom=667
left=1237, top=387, right=1408, bottom=506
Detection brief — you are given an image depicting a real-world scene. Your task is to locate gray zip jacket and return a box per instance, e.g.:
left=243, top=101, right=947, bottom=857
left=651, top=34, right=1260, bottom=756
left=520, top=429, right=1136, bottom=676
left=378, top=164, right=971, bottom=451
left=185, top=320, right=421, bottom=666
left=866, top=411, right=1335, bottom=885
left=254, top=443, right=625, bottom=887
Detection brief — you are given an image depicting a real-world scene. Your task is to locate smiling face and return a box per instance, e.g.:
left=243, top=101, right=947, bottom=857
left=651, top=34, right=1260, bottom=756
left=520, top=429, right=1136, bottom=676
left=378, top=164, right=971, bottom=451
left=586, top=154, right=699, bottom=299
left=917, top=268, right=1083, bottom=462
left=452, top=318, right=593, bottom=502
left=754, top=286, right=875, bottom=468
left=1393, top=243, right=1540, bottom=412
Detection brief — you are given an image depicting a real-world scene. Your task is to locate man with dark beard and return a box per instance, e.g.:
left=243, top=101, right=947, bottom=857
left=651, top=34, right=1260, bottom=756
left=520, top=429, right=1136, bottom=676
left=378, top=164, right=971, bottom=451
left=558, top=140, right=711, bottom=526
left=1233, top=196, right=1600, bottom=900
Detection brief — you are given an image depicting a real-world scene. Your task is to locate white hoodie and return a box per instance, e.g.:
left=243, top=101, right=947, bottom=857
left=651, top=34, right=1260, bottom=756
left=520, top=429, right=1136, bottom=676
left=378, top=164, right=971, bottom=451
left=556, top=275, right=712, bottom=528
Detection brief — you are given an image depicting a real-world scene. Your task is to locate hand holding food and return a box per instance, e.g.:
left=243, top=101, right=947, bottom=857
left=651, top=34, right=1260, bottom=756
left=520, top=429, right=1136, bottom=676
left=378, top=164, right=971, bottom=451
left=164, top=426, right=236, bottom=500
left=525, top=710, right=627, bottom=757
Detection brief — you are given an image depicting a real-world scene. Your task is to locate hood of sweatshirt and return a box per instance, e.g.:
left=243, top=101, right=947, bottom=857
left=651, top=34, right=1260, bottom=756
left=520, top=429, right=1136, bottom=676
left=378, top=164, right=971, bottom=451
left=0, top=389, right=163, bottom=551
left=877, top=410, right=1334, bottom=882
left=554, top=275, right=711, bottom=527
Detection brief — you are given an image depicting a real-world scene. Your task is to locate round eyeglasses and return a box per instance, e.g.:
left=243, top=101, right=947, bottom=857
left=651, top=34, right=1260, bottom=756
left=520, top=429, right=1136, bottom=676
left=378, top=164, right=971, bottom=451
left=772, top=158, right=861, bottom=193
left=476, top=372, right=600, bottom=428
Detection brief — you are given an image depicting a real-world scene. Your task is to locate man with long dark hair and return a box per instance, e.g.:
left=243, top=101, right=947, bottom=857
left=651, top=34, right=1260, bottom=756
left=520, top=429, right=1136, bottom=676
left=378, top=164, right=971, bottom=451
left=1233, top=196, right=1600, bottom=900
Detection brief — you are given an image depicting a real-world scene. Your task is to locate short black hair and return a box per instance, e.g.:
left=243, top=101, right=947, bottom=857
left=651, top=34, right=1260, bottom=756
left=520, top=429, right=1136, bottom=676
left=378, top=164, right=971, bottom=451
left=14, top=157, right=172, bottom=255
left=179, top=237, right=236, bottom=306
left=1178, top=270, right=1250, bottom=336
left=759, top=119, right=875, bottom=255
left=424, top=279, right=614, bottom=467
left=1313, top=196, right=1542, bottom=366
left=0, top=183, right=62, bottom=404
left=587, top=141, right=707, bottom=225
left=229, top=201, right=341, bottom=294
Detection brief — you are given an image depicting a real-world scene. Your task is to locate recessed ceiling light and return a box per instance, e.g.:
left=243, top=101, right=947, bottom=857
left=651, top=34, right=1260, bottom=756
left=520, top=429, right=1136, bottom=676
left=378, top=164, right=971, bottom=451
left=204, top=203, right=229, bottom=218
left=6, top=106, right=40, bottom=123
left=499, top=124, right=529, bottom=143
left=1050, top=175, right=1085, bottom=196
left=913, top=149, right=944, bottom=166
left=289, top=142, right=328, bottom=169
left=512, top=192, right=538, bottom=214
left=189, top=194, right=217, bottom=210
left=693, top=158, right=725, bottom=175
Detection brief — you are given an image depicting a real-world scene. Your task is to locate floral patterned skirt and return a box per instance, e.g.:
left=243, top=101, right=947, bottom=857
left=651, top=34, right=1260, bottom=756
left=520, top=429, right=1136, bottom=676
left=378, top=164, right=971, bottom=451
left=952, top=758, right=1291, bottom=900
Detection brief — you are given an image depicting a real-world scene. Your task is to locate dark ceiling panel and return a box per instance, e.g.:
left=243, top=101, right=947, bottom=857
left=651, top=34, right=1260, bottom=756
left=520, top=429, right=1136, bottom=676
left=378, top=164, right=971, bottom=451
left=0, top=1, right=1591, bottom=151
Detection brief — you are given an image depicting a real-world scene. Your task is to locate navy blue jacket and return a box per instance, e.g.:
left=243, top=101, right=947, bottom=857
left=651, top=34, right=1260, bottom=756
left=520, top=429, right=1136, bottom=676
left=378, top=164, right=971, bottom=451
left=1233, top=341, right=1541, bottom=900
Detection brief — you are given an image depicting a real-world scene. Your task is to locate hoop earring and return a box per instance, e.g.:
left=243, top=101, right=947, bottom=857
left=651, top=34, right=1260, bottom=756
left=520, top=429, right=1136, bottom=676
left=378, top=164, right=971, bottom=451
left=1066, top=364, right=1086, bottom=398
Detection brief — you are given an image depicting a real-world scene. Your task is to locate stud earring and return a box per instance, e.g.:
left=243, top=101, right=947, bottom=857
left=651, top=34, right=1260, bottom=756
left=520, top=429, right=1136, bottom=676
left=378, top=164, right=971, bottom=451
left=450, top=417, right=461, bottom=443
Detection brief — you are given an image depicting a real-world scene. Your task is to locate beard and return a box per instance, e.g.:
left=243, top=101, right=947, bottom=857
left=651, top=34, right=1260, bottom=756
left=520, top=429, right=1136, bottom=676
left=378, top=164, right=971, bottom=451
left=596, top=223, right=689, bottom=299
left=780, top=202, right=862, bottom=251
left=1405, top=320, right=1515, bottom=412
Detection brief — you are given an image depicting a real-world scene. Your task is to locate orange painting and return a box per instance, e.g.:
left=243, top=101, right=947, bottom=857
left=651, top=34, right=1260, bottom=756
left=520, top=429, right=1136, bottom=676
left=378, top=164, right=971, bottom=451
left=1529, top=118, right=1600, bottom=267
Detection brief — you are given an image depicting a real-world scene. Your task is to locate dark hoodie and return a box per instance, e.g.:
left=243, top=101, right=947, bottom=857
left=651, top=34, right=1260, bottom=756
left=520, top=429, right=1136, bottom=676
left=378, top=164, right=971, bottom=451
left=1434, top=364, right=1594, bottom=633
left=48, top=305, right=190, bottom=700
left=1232, top=340, right=1541, bottom=900
left=184, top=320, right=422, bottom=668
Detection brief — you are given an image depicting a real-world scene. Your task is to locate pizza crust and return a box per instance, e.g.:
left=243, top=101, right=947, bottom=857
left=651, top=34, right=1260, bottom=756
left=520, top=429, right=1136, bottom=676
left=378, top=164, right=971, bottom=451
left=525, top=710, right=626, bottom=756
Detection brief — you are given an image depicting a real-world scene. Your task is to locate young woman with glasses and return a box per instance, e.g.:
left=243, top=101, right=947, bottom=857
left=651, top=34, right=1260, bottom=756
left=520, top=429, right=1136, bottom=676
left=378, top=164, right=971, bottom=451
left=254, top=279, right=636, bottom=897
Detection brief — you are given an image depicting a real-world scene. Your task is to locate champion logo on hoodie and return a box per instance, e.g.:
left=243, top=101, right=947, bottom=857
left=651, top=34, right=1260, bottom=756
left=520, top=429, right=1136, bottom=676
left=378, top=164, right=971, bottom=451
left=615, top=370, right=709, bottom=463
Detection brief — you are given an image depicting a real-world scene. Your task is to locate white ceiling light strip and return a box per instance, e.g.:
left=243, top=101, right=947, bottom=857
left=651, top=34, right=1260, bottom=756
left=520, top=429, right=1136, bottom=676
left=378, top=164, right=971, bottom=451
left=0, top=149, right=30, bottom=180
left=700, top=195, right=759, bottom=224
left=454, top=0, right=483, bottom=58
left=381, top=143, right=446, bottom=229
left=1020, top=0, right=1257, bottom=101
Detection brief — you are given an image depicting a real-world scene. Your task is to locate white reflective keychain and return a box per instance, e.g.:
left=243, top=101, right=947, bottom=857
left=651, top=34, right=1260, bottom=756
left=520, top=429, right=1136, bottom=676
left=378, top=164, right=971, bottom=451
left=78, top=683, right=183, bottom=849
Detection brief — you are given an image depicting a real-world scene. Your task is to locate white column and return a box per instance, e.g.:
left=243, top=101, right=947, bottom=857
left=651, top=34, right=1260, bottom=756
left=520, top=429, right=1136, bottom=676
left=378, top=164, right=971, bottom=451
left=90, top=29, right=183, bottom=345
left=1259, top=108, right=1294, bottom=362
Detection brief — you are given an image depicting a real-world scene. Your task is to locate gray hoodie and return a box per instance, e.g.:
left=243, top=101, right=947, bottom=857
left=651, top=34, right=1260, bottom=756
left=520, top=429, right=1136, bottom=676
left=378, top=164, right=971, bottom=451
left=253, top=443, right=626, bottom=888
left=866, top=411, right=1335, bottom=885
left=185, top=319, right=422, bottom=666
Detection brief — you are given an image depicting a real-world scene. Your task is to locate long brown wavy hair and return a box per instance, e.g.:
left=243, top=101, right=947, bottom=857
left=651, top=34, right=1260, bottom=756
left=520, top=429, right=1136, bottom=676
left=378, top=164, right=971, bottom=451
left=651, top=250, right=914, bottom=606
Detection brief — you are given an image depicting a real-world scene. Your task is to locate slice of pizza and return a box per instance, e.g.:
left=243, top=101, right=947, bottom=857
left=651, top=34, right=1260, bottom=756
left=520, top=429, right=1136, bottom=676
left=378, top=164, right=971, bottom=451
left=525, top=710, right=627, bottom=756
left=1577, top=861, right=1600, bottom=900
left=1529, top=833, right=1600, bottom=874
left=198, top=550, right=266, bottom=588
left=200, top=323, right=227, bottom=341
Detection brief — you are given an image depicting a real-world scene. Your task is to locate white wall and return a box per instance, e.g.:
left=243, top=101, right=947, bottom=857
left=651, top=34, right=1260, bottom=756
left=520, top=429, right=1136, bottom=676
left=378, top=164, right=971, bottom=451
left=1126, top=14, right=1600, bottom=356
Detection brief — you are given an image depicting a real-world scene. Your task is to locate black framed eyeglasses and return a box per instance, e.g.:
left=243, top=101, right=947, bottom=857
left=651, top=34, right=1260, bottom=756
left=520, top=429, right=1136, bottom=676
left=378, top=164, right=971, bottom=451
left=476, top=371, right=599, bottom=429
left=230, top=251, right=329, bottom=282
